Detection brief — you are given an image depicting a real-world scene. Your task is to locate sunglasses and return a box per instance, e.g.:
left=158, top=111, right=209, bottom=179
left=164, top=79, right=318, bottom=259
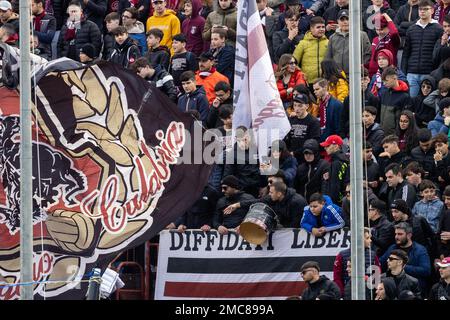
left=388, top=256, right=401, bottom=261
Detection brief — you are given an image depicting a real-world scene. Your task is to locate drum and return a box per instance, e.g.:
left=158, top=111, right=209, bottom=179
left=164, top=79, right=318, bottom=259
left=239, top=203, right=276, bottom=245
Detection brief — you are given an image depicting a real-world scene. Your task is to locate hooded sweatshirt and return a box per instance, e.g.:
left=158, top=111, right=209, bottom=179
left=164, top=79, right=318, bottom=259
left=146, top=9, right=181, bottom=52
left=182, top=0, right=206, bottom=56
left=413, top=75, right=437, bottom=126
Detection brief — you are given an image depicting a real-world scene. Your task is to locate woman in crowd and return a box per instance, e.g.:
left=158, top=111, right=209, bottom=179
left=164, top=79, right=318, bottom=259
left=320, top=59, right=349, bottom=103
left=276, top=54, right=308, bottom=108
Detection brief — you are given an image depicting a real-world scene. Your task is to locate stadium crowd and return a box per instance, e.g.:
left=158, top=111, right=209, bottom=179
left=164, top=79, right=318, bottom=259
left=1, top=0, right=450, bottom=300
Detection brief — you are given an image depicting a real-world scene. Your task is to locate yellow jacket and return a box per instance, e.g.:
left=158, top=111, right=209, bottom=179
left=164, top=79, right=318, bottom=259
left=293, top=31, right=328, bottom=83
left=328, top=73, right=349, bottom=102
left=146, top=9, right=181, bottom=53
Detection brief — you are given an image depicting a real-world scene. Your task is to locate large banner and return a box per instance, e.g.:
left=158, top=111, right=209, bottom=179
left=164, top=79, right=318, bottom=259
left=0, top=61, right=211, bottom=299
left=155, top=228, right=350, bottom=300
left=233, top=0, right=291, bottom=159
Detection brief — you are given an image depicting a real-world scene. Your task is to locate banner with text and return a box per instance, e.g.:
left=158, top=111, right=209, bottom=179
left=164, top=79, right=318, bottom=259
left=155, top=228, right=350, bottom=300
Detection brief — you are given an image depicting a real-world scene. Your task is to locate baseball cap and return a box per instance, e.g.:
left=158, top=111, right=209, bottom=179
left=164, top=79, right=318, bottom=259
left=337, top=9, right=349, bottom=20
left=293, top=93, right=309, bottom=104
left=436, top=257, right=450, bottom=268
left=198, top=51, right=215, bottom=61
left=0, top=1, right=12, bottom=10
left=300, top=261, right=320, bottom=272
left=320, top=135, right=343, bottom=147
left=303, top=148, right=314, bottom=154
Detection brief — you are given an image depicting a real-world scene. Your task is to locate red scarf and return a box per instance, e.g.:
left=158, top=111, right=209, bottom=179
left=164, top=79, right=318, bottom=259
left=319, top=94, right=330, bottom=131
left=33, top=11, right=46, bottom=32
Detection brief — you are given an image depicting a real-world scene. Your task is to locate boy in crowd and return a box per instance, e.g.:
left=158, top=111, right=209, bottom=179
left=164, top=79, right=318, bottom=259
left=412, top=179, right=444, bottom=233
left=145, top=28, right=171, bottom=70
left=103, top=12, right=120, bottom=59
left=131, top=57, right=178, bottom=102
left=177, top=71, right=209, bottom=122
left=210, top=28, right=235, bottom=84
left=108, top=26, right=141, bottom=69
left=170, top=33, right=198, bottom=91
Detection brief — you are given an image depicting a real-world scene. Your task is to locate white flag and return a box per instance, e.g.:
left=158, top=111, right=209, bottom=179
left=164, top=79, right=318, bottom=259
left=233, top=0, right=291, bottom=160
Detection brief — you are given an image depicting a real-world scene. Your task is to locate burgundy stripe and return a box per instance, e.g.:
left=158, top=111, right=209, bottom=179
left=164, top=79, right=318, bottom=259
left=247, top=24, right=268, bottom=70
left=164, top=281, right=307, bottom=298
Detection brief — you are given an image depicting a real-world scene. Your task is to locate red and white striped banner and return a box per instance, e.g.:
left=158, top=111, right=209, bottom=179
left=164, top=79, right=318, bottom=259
left=155, top=229, right=350, bottom=300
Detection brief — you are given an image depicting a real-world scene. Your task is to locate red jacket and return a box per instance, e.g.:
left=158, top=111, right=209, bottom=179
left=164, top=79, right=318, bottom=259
left=368, top=21, right=401, bottom=78
left=276, top=69, right=307, bottom=102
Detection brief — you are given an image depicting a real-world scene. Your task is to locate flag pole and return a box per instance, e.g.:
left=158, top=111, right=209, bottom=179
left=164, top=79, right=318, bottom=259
left=19, top=0, right=34, bottom=300
left=349, top=0, right=366, bottom=300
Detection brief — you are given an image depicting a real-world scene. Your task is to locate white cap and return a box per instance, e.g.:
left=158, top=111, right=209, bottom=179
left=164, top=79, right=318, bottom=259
left=0, top=1, right=12, bottom=11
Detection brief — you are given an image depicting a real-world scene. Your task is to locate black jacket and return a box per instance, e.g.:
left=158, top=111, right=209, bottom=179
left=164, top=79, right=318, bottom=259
left=413, top=75, right=437, bottom=127
left=146, top=46, right=171, bottom=71
left=386, top=270, right=422, bottom=299
left=394, top=3, right=419, bottom=47
left=78, top=0, right=107, bottom=32
left=206, top=95, right=234, bottom=129
left=387, top=180, right=417, bottom=210
left=371, top=215, right=395, bottom=257
left=52, top=0, right=71, bottom=30
left=213, top=191, right=255, bottom=229
left=295, top=139, right=330, bottom=202
left=102, top=33, right=115, bottom=59
left=402, top=21, right=443, bottom=75
left=322, top=150, right=349, bottom=204
left=272, top=28, right=303, bottom=62
left=176, top=185, right=220, bottom=228
left=223, top=144, right=260, bottom=193
left=365, top=123, right=385, bottom=157
left=429, top=279, right=450, bottom=300
left=410, top=146, right=436, bottom=180
left=301, top=275, right=341, bottom=300
left=147, top=65, right=179, bottom=103
left=57, top=19, right=102, bottom=61
left=438, top=209, right=450, bottom=257
left=377, top=151, right=412, bottom=178
left=108, top=37, right=141, bottom=69
left=241, top=188, right=307, bottom=228
left=364, top=159, right=380, bottom=184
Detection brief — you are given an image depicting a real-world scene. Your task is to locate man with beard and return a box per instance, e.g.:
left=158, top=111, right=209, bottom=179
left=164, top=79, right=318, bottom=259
left=380, top=222, right=431, bottom=293
left=195, top=51, right=229, bottom=103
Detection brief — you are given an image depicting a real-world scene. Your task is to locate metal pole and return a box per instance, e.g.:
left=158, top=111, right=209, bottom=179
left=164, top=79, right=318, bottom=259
left=19, top=0, right=34, bottom=300
left=349, top=0, right=366, bottom=300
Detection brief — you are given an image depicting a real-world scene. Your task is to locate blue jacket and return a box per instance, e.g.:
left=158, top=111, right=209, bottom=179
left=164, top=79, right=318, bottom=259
left=280, top=156, right=298, bottom=188
left=129, top=32, right=148, bottom=56
left=380, top=241, right=431, bottom=291
left=177, top=86, right=209, bottom=122
left=300, top=195, right=345, bottom=232
left=320, top=96, right=343, bottom=142
left=428, top=112, right=449, bottom=137
left=212, top=45, right=235, bottom=84
left=412, top=198, right=444, bottom=233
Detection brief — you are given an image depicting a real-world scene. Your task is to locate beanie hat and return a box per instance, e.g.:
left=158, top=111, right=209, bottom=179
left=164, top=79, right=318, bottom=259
left=390, top=199, right=411, bottom=217
left=221, top=175, right=241, bottom=190
left=79, top=43, right=96, bottom=59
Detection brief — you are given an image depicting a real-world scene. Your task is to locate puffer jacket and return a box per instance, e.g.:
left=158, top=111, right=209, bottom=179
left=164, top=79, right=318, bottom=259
left=301, top=195, right=345, bottom=233
left=276, top=68, right=308, bottom=102
left=57, top=18, right=102, bottom=61
left=328, top=72, right=349, bottom=103
left=147, top=65, right=179, bottom=103
left=293, top=31, right=329, bottom=83
left=108, top=37, right=141, bottom=69
left=326, top=29, right=371, bottom=75
left=402, top=20, right=443, bottom=75
left=80, top=0, right=107, bottom=32
left=394, top=2, right=419, bottom=47
left=370, top=215, right=395, bottom=257
left=301, top=275, right=341, bottom=300
left=203, top=0, right=237, bottom=46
